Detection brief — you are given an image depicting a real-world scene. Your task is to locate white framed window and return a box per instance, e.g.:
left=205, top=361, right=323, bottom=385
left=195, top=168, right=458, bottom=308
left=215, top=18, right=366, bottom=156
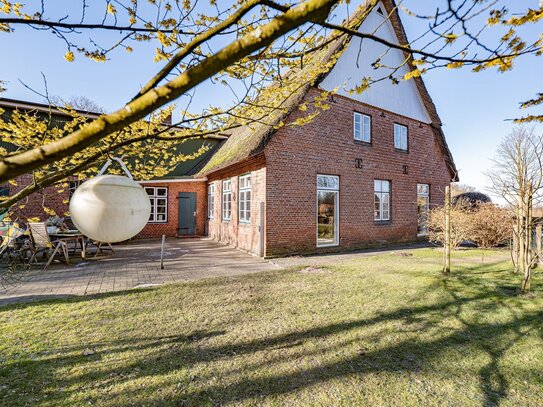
left=317, top=174, right=339, bottom=247
left=238, top=174, right=251, bottom=223
left=222, top=179, right=232, bottom=221
left=394, top=123, right=408, bottom=151
left=417, top=184, right=430, bottom=236
left=207, top=184, right=215, bottom=219
left=145, top=187, right=168, bottom=223
left=354, top=112, right=371, bottom=143
left=374, top=180, right=390, bottom=222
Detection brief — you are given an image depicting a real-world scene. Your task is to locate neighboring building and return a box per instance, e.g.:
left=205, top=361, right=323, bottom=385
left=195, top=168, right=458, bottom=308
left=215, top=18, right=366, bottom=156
left=1, top=0, right=457, bottom=257
left=0, top=98, right=225, bottom=238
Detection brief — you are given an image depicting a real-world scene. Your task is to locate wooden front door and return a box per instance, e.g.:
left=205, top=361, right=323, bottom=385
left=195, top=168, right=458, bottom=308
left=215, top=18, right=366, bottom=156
left=178, top=192, right=196, bottom=235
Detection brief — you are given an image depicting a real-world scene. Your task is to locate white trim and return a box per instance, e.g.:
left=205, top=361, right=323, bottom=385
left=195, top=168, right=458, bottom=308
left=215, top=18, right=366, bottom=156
left=138, top=178, right=207, bottom=184
left=316, top=174, right=340, bottom=248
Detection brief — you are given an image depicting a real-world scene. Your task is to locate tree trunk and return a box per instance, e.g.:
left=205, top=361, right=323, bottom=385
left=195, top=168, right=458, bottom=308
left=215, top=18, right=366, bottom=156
left=536, top=224, right=542, bottom=263
left=443, top=185, right=451, bottom=274
left=521, top=186, right=533, bottom=293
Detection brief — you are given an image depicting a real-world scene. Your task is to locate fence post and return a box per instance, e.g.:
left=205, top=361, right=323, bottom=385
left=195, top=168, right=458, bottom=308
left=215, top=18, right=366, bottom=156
left=160, top=234, right=166, bottom=270
left=443, top=185, right=451, bottom=274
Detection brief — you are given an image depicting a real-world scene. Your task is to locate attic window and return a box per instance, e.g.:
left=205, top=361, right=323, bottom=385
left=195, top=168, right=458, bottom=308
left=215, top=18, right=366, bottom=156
left=376, top=6, right=384, bottom=16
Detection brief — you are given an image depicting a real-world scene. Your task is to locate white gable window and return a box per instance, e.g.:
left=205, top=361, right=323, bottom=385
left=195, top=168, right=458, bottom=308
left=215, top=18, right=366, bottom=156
left=394, top=123, right=408, bottom=151
left=354, top=112, right=371, bottom=143
left=222, top=180, right=232, bottom=221
left=374, top=180, right=390, bottom=222
left=145, top=187, right=168, bottom=223
left=238, top=174, right=251, bottom=223
left=207, top=184, right=215, bottom=219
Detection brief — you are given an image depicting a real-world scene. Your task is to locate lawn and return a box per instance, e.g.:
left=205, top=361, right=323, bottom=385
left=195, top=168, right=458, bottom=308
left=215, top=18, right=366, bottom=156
left=1, top=248, right=542, bottom=406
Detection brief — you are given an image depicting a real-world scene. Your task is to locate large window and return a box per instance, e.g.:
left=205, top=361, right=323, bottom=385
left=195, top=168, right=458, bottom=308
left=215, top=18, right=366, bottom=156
left=145, top=187, right=168, bottom=223
left=207, top=184, right=215, bottom=219
left=238, top=174, right=251, bottom=223
left=374, top=180, right=390, bottom=222
left=417, top=184, right=430, bottom=235
left=354, top=112, right=371, bottom=143
left=317, top=174, right=339, bottom=247
left=394, top=123, right=408, bottom=151
left=222, top=179, right=232, bottom=221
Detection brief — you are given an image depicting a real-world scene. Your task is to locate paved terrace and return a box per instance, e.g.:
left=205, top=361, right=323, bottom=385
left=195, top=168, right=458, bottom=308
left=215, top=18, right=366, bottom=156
left=0, top=238, right=280, bottom=306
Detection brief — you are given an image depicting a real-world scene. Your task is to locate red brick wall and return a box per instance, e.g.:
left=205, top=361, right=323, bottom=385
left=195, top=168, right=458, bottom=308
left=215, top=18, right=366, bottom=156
left=263, top=87, right=453, bottom=256
left=138, top=180, right=207, bottom=238
left=207, top=156, right=266, bottom=255
left=9, top=174, right=70, bottom=221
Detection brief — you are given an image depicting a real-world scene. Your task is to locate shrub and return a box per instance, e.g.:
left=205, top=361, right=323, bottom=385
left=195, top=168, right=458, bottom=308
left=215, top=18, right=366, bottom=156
left=428, top=206, right=471, bottom=249
left=466, top=203, right=512, bottom=248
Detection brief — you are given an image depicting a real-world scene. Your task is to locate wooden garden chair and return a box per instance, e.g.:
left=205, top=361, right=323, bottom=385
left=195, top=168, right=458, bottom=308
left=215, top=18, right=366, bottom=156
left=28, top=222, right=69, bottom=269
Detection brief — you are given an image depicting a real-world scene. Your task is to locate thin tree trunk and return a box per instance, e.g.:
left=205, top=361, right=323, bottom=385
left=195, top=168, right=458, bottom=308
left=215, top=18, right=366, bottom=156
left=443, top=185, right=451, bottom=274
left=521, top=187, right=533, bottom=293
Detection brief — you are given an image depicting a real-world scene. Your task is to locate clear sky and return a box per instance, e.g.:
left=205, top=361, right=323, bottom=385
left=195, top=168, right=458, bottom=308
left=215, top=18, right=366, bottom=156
left=1, top=1, right=542, bottom=199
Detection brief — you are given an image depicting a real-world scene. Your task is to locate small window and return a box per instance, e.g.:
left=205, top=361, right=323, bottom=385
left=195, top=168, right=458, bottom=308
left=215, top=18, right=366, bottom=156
left=374, top=180, right=390, bottom=222
left=207, top=184, right=215, bottom=219
left=354, top=112, right=371, bottom=143
left=238, top=174, right=251, bottom=223
left=222, top=179, right=232, bottom=221
left=394, top=123, right=408, bottom=151
left=145, top=187, right=168, bottom=223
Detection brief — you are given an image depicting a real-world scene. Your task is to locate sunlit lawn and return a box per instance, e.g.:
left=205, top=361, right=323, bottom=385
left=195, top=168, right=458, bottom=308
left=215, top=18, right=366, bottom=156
left=1, top=248, right=542, bottom=406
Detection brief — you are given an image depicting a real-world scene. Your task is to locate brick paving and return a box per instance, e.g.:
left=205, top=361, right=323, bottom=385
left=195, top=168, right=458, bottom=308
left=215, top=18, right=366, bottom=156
left=0, top=238, right=281, bottom=306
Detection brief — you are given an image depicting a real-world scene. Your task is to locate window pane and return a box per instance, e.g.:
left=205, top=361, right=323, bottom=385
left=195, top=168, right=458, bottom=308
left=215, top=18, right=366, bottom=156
left=374, top=193, right=381, bottom=220
left=317, top=175, right=339, bottom=190
left=156, top=188, right=167, bottom=196
left=374, top=180, right=381, bottom=192
left=382, top=181, right=390, bottom=193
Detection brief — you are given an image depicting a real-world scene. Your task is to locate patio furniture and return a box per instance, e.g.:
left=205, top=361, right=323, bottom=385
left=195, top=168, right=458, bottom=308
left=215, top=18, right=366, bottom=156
left=49, top=231, right=87, bottom=259
left=85, top=240, right=114, bottom=257
left=0, top=224, right=28, bottom=262
left=28, top=222, right=69, bottom=269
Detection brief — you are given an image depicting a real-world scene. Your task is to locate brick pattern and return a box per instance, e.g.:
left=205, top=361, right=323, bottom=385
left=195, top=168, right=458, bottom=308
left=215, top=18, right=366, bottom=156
left=137, top=181, right=207, bottom=238
left=9, top=174, right=71, bottom=221
left=207, top=157, right=266, bottom=255
left=263, top=87, right=452, bottom=256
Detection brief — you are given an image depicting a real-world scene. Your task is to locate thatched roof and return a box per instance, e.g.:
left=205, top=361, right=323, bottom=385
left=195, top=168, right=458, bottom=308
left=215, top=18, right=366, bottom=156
left=199, top=0, right=457, bottom=180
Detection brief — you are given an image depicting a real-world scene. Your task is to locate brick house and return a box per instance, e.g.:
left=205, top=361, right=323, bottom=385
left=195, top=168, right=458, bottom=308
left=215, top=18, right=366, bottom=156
left=199, top=0, right=457, bottom=256
left=1, top=0, right=457, bottom=257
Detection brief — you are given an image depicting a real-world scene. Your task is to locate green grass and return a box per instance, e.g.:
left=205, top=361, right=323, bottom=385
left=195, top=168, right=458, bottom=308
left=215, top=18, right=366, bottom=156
left=1, top=248, right=542, bottom=406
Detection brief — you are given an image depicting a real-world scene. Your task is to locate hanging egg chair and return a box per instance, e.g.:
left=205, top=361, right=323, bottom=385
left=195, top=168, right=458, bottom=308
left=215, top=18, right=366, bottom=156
left=69, top=158, right=151, bottom=243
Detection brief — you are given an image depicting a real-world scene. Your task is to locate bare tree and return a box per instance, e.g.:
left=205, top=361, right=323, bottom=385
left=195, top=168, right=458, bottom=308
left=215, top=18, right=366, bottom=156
left=48, top=96, right=106, bottom=114
left=486, top=127, right=543, bottom=293
left=451, top=183, right=477, bottom=197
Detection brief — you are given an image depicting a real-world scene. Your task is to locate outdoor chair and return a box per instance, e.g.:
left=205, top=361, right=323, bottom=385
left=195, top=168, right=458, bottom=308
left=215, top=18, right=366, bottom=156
left=28, top=222, right=69, bottom=269
left=0, top=224, right=28, bottom=262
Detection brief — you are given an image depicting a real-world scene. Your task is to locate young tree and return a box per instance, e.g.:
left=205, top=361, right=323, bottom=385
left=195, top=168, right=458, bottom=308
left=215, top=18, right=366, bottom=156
left=487, top=127, right=543, bottom=293
left=0, top=0, right=541, bottom=207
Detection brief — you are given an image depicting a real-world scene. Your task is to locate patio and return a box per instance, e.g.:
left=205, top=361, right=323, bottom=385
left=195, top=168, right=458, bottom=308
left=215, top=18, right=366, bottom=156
left=0, top=238, right=281, bottom=306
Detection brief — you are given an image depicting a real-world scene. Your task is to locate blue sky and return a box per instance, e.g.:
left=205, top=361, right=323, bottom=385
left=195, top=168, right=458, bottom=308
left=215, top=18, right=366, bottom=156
left=1, top=1, right=542, bottom=198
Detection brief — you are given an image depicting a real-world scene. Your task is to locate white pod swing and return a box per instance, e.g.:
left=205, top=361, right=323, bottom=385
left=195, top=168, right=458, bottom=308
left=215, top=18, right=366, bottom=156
left=69, top=157, right=151, bottom=243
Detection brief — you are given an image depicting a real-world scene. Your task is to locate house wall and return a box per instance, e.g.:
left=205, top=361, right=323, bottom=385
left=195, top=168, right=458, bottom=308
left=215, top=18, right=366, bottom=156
left=263, top=87, right=452, bottom=256
left=9, top=174, right=71, bottom=221
left=137, top=180, right=207, bottom=238
left=207, top=156, right=266, bottom=255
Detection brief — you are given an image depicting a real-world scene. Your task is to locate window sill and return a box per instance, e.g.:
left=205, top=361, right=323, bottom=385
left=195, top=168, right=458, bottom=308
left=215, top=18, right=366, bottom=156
left=354, top=140, right=372, bottom=146
left=317, top=242, right=339, bottom=248
left=148, top=221, right=168, bottom=224
left=394, top=148, right=409, bottom=153
left=239, top=221, right=251, bottom=226
left=374, top=220, right=392, bottom=226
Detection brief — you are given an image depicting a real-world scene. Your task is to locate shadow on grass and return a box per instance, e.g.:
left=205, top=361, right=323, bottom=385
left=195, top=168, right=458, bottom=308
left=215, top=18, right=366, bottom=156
left=1, top=261, right=541, bottom=406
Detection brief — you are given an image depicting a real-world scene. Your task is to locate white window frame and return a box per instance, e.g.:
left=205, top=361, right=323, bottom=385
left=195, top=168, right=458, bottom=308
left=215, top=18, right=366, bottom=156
left=417, top=183, right=430, bottom=236
left=394, top=123, right=408, bottom=151
left=316, top=174, right=340, bottom=248
left=222, top=179, right=232, bottom=221
left=238, top=174, right=251, bottom=224
left=207, top=184, right=215, bottom=219
left=374, top=180, right=390, bottom=222
left=145, top=187, right=168, bottom=223
left=354, top=112, right=371, bottom=143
